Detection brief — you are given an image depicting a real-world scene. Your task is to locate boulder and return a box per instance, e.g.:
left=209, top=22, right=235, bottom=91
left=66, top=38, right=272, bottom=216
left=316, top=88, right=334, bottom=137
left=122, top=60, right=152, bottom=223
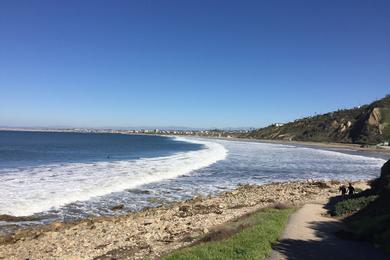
left=380, top=159, right=390, bottom=189
left=111, top=204, right=124, bottom=211
left=178, top=205, right=191, bottom=212
left=0, top=214, right=40, bottom=222
left=371, top=159, right=390, bottom=192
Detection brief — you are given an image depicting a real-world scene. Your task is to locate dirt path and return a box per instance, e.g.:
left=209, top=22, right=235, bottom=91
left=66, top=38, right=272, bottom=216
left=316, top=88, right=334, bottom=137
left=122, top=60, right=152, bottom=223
left=267, top=203, right=389, bottom=260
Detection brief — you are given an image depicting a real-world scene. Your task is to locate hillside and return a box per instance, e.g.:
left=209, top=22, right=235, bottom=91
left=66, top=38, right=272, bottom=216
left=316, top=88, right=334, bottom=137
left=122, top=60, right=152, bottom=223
left=244, top=95, right=390, bottom=144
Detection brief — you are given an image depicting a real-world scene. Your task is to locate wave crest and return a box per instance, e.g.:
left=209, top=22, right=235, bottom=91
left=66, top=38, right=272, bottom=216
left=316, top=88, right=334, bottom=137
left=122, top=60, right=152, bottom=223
left=0, top=137, right=227, bottom=216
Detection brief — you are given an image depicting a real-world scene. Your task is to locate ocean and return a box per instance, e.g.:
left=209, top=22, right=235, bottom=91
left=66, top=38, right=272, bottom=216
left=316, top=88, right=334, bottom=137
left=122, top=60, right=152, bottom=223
left=0, top=131, right=388, bottom=231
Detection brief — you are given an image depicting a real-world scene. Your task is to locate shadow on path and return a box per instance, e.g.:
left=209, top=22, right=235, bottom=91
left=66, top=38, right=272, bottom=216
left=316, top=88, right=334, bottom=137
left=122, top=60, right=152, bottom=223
left=268, top=202, right=389, bottom=260
left=273, top=221, right=388, bottom=260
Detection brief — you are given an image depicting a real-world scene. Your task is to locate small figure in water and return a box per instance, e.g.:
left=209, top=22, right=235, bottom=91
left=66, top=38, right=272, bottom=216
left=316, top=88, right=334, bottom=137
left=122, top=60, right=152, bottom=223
left=348, top=183, right=355, bottom=195
left=339, top=185, right=347, bottom=196
left=107, top=155, right=110, bottom=159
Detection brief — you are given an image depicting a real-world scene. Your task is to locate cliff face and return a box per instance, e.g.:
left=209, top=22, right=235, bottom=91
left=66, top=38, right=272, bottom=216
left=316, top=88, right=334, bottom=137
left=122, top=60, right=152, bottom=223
left=245, top=95, right=390, bottom=144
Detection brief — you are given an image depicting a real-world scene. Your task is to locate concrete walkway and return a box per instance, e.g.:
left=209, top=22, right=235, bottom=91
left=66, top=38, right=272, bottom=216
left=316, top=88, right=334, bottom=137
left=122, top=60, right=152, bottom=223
left=267, top=203, right=389, bottom=260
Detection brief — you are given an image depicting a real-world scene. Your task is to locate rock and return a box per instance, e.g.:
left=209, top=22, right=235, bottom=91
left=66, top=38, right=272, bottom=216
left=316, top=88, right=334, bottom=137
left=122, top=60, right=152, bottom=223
left=0, top=214, right=41, bottom=222
left=381, top=160, right=390, bottom=180
left=0, top=180, right=342, bottom=259
left=368, top=107, right=382, bottom=126
left=214, top=208, right=223, bottom=214
left=179, top=205, right=191, bottom=212
left=312, top=181, right=330, bottom=189
left=32, top=231, right=42, bottom=239
left=143, top=219, right=153, bottom=225
left=111, top=204, right=124, bottom=211
left=50, top=221, right=64, bottom=231
left=95, top=243, right=110, bottom=249
left=372, top=159, right=390, bottom=192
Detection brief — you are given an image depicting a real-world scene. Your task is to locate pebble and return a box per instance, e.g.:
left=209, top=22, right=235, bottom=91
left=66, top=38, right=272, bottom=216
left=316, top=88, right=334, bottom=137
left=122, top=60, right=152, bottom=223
left=0, top=180, right=368, bottom=260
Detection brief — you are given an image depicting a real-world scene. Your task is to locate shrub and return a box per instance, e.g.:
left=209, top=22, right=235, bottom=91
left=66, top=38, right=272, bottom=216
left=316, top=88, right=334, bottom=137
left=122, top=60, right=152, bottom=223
left=349, top=214, right=390, bottom=251
left=332, top=195, right=378, bottom=216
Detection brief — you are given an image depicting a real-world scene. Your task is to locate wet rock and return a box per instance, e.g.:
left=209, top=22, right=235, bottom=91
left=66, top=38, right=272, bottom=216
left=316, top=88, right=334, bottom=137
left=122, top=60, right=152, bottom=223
left=0, top=214, right=41, bottom=222
left=111, top=204, right=124, bottom=211
left=126, top=189, right=151, bottom=194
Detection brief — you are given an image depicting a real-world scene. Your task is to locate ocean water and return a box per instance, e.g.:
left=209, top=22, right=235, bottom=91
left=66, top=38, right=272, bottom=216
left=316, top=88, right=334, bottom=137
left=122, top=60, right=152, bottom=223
left=0, top=131, right=388, bottom=231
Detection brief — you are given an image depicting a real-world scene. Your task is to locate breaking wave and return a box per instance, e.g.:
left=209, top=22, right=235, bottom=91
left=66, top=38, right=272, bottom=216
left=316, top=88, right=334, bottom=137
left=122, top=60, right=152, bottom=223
left=0, top=137, right=227, bottom=216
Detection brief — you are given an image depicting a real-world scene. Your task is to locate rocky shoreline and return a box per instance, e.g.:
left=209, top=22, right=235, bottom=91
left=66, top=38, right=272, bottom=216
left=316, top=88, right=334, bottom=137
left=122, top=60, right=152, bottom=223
left=0, top=180, right=369, bottom=259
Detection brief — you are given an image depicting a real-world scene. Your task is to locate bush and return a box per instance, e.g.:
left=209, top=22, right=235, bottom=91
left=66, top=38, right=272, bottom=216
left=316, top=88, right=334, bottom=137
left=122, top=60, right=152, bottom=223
left=344, top=190, right=390, bottom=252
left=354, top=188, right=363, bottom=193
left=332, top=195, right=378, bottom=216
left=349, top=214, right=390, bottom=251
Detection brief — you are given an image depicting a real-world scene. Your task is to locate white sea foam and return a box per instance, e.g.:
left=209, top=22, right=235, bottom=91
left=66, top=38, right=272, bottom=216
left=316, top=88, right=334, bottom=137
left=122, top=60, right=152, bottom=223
left=214, top=139, right=386, bottom=182
left=0, top=137, right=227, bottom=216
left=0, top=137, right=387, bottom=218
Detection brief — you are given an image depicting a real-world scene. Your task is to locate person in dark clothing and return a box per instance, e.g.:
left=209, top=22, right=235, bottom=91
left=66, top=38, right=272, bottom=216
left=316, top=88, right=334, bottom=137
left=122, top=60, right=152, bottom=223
left=339, top=185, right=347, bottom=196
left=348, top=183, right=355, bottom=195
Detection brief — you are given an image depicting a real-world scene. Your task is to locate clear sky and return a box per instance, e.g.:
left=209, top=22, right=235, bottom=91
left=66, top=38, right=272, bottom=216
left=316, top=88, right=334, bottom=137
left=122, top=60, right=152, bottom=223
left=0, top=0, right=389, bottom=129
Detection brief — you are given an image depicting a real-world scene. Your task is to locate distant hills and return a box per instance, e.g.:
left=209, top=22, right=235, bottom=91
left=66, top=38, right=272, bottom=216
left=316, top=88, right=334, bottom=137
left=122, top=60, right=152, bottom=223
left=244, top=95, right=390, bottom=145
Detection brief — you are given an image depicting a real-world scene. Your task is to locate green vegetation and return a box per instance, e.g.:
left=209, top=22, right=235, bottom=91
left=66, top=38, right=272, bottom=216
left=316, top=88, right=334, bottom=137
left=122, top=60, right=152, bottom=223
left=332, top=192, right=390, bottom=251
left=332, top=195, right=378, bottom=216
left=348, top=214, right=390, bottom=251
left=345, top=187, right=390, bottom=253
left=342, top=191, right=390, bottom=252
left=331, top=159, right=390, bottom=251
left=146, top=197, right=160, bottom=203
left=162, top=208, right=294, bottom=260
left=242, top=95, right=390, bottom=144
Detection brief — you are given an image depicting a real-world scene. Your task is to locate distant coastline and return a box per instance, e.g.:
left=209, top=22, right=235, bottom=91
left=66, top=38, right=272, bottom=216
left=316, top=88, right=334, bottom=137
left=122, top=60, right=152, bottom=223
left=2, top=127, right=390, bottom=154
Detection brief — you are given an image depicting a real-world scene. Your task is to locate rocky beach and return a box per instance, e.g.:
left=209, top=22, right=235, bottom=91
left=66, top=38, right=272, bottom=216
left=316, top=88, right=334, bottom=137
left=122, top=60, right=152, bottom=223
left=0, top=180, right=369, bottom=259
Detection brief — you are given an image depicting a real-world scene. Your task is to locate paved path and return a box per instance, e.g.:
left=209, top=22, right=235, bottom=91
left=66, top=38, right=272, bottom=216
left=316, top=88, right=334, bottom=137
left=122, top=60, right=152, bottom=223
left=267, top=203, right=389, bottom=260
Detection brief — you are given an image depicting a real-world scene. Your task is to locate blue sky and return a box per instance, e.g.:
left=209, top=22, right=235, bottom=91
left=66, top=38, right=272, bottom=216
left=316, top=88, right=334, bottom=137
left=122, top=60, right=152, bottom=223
left=0, top=0, right=389, bottom=128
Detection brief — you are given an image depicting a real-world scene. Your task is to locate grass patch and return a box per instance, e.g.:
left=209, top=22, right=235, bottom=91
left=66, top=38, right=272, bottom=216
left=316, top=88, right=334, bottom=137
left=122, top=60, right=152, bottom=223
left=162, top=208, right=294, bottom=260
left=332, top=195, right=378, bottom=216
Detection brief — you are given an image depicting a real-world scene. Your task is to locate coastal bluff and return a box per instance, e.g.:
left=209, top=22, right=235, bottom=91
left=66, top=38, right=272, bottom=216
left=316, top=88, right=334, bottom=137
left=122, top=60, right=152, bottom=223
left=244, top=95, right=390, bottom=145
left=0, top=180, right=367, bottom=259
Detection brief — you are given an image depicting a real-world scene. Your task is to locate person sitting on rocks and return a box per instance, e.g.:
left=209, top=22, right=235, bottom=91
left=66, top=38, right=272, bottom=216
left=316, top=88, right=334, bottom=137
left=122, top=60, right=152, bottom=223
left=348, top=183, right=355, bottom=195
left=339, top=185, right=347, bottom=196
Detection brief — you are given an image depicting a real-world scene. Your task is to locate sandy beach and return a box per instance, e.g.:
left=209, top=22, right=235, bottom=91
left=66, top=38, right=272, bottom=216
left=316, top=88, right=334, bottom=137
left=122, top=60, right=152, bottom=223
left=191, top=135, right=390, bottom=154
